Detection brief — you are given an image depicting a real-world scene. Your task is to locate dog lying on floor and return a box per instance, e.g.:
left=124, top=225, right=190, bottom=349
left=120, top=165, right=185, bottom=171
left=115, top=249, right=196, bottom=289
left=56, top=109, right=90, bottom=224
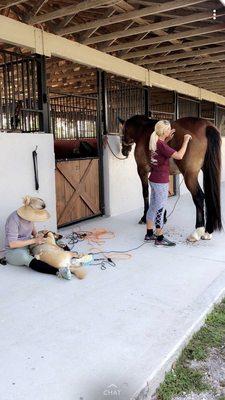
left=30, top=231, right=88, bottom=279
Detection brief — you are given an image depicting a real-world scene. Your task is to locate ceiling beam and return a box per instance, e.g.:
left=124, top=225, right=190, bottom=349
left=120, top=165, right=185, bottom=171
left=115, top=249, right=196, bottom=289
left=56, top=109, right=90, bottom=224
left=2, top=14, right=225, bottom=107
left=85, top=10, right=220, bottom=46
left=179, top=70, right=225, bottom=82
left=0, top=0, right=28, bottom=10
left=28, top=0, right=114, bottom=24
left=150, top=53, right=225, bottom=71
left=121, top=34, right=225, bottom=61
left=165, top=62, right=225, bottom=75
left=136, top=45, right=225, bottom=66
left=57, top=0, right=207, bottom=36
left=108, top=22, right=225, bottom=58
left=32, top=0, right=48, bottom=16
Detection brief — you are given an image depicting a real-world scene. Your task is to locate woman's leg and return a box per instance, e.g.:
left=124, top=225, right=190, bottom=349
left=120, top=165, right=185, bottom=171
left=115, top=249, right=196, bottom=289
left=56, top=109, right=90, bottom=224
left=29, top=258, right=57, bottom=275
left=5, top=247, right=33, bottom=267
left=145, top=183, right=157, bottom=240
left=153, top=183, right=176, bottom=246
left=6, top=248, right=71, bottom=279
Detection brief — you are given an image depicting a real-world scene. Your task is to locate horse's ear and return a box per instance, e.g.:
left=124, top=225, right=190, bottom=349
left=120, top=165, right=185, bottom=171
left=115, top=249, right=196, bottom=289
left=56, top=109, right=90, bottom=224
left=118, top=116, right=125, bottom=125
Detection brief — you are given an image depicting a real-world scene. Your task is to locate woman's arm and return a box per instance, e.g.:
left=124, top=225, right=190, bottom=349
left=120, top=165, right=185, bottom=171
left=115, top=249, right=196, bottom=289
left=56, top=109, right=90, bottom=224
left=9, top=237, right=46, bottom=249
left=172, top=134, right=192, bottom=160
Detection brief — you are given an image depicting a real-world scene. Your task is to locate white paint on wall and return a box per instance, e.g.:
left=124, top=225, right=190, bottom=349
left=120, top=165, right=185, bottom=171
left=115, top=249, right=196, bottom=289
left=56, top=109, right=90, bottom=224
left=103, top=135, right=143, bottom=216
left=0, top=133, right=57, bottom=250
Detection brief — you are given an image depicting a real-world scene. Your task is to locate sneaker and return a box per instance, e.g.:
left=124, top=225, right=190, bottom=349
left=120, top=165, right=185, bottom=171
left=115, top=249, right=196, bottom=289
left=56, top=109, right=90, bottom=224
left=155, top=237, right=176, bottom=247
left=144, top=233, right=157, bottom=242
left=57, top=267, right=72, bottom=280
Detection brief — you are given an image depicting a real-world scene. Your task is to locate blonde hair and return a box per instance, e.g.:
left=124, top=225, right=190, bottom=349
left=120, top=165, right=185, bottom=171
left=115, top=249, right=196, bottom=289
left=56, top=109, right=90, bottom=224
left=149, top=120, right=171, bottom=152
left=23, top=196, right=46, bottom=210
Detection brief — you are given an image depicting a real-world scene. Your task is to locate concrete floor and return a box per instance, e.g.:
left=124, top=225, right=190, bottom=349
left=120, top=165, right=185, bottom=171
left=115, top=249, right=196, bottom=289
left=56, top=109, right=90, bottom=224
left=1, top=185, right=225, bottom=400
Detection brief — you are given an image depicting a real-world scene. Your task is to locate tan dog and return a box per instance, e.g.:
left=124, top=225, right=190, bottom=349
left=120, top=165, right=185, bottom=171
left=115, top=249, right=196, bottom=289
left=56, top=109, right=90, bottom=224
left=30, top=231, right=86, bottom=279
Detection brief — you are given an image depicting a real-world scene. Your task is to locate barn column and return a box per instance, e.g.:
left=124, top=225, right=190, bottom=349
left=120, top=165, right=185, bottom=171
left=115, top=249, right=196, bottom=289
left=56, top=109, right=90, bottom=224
left=36, top=54, right=50, bottom=133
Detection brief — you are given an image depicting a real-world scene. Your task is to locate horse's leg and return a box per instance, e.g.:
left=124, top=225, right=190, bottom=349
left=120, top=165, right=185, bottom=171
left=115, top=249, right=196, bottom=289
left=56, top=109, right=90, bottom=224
left=137, top=167, right=149, bottom=224
left=184, top=171, right=206, bottom=242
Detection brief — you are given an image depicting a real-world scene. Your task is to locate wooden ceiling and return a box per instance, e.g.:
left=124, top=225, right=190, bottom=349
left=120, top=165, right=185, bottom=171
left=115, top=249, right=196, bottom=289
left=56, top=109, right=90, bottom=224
left=1, top=0, right=225, bottom=96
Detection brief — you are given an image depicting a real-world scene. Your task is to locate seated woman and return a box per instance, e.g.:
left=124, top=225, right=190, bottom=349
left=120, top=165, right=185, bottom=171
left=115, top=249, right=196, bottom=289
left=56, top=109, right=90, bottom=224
left=5, top=196, right=71, bottom=280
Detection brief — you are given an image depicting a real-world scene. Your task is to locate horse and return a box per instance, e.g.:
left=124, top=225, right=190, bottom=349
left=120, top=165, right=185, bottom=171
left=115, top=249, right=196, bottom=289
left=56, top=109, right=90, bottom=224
left=120, top=115, right=222, bottom=242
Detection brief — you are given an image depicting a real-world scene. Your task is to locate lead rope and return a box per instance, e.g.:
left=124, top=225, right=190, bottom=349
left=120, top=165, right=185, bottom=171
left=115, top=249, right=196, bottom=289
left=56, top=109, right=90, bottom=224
left=103, top=135, right=128, bottom=161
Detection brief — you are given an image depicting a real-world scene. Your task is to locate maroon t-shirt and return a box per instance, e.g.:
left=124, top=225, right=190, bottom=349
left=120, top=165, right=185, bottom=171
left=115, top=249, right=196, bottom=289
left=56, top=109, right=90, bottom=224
left=149, top=140, right=175, bottom=183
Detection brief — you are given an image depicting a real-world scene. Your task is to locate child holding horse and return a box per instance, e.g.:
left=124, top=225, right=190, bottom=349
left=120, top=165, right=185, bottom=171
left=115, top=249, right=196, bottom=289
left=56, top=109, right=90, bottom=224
left=145, top=120, right=192, bottom=246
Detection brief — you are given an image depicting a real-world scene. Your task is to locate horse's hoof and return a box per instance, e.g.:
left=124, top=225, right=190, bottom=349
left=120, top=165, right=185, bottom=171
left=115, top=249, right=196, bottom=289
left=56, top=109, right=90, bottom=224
left=187, top=227, right=205, bottom=242
left=201, top=232, right=212, bottom=240
left=138, top=218, right=146, bottom=224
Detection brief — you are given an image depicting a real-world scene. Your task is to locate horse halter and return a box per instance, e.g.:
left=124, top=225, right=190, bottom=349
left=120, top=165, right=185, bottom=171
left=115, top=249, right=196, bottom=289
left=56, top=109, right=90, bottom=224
left=121, top=135, right=134, bottom=147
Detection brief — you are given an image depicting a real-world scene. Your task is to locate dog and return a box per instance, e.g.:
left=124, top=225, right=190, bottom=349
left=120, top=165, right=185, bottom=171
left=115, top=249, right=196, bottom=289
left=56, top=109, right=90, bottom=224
left=30, top=231, right=87, bottom=279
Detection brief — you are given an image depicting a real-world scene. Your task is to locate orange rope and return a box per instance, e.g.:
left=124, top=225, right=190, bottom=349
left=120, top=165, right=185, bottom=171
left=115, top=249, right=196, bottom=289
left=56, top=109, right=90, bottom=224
left=73, top=228, right=115, bottom=245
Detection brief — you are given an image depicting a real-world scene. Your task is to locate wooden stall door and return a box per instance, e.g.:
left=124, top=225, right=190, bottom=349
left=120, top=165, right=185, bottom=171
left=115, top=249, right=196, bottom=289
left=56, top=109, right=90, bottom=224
left=55, top=159, right=100, bottom=226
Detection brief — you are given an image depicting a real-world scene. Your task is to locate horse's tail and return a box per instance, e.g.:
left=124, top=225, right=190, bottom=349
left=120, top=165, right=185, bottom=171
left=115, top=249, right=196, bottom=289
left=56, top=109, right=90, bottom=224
left=203, top=124, right=222, bottom=233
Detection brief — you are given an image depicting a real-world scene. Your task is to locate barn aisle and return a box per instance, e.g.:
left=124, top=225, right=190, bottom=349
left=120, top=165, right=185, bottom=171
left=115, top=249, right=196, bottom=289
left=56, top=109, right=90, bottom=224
left=0, top=185, right=225, bottom=400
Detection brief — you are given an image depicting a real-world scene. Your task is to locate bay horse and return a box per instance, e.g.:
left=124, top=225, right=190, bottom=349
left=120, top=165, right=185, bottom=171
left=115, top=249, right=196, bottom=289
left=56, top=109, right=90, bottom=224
left=120, top=115, right=222, bottom=241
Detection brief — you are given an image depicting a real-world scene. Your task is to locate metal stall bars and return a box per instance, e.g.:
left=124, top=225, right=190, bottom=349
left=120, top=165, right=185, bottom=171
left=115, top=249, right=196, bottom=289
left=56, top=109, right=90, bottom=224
left=177, top=95, right=200, bottom=119
left=150, top=88, right=176, bottom=121
left=149, top=88, right=177, bottom=196
left=0, top=50, right=48, bottom=133
left=215, top=105, right=225, bottom=137
left=200, top=100, right=215, bottom=124
left=50, top=92, right=97, bottom=140
left=105, top=73, right=146, bottom=134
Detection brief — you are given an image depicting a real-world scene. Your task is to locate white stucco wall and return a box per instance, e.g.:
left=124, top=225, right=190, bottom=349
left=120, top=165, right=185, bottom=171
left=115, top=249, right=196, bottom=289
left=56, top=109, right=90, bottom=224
left=0, top=133, right=57, bottom=251
left=103, top=135, right=143, bottom=216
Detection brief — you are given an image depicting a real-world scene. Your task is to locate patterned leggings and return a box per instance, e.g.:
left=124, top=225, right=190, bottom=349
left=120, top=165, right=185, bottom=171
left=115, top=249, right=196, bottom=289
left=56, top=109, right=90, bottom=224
left=146, top=182, right=169, bottom=229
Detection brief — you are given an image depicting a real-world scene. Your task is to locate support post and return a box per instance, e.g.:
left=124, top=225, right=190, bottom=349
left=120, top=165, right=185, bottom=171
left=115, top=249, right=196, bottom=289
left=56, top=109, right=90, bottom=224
left=144, top=86, right=150, bottom=117
left=36, top=54, right=50, bottom=133
left=174, top=91, right=179, bottom=119
left=97, top=69, right=105, bottom=215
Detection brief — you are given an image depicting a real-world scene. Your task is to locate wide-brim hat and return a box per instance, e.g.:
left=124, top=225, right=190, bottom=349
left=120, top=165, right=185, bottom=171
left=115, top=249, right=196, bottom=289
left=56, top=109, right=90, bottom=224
left=17, top=196, right=50, bottom=222
left=17, top=206, right=50, bottom=222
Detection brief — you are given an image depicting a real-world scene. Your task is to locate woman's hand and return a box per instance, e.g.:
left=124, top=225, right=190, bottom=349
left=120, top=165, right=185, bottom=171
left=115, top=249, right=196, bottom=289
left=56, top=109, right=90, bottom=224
left=34, top=237, right=47, bottom=245
left=184, top=134, right=192, bottom=142
left=166, top=129, right=176, bottom=142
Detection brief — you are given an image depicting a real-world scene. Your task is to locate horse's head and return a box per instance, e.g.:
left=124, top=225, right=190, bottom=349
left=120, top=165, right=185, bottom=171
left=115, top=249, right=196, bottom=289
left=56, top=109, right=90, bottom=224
left=119, top=115, right=152, bottom=157
left=119, top=118, right=134, bottom=157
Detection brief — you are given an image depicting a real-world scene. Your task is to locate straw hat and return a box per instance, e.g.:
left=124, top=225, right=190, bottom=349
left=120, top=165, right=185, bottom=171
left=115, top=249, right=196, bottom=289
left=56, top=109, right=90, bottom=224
left=17, top=196, right=50, bottom=222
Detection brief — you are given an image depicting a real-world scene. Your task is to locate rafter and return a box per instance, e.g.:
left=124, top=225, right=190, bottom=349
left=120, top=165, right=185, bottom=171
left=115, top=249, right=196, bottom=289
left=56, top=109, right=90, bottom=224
left=0, top=0, right=28, bottom=10
left=136, top=46, right=225, bottom=66
left=121, top=34, right=225, bottom=61
left=164, top=62, right=225, bottom=75
left=149, top=53, right=225, bottom=72
left=103, top=0, right=183, bottom=56
left=78, top=6, right=116, bottom=42
left=32, top=0, right=48, bottom=16
left=56, top=0, right=207, bottom=36
left=176, top=68, right=225, bottom=81
left=28, top=0, right=114, bottom=24
left=109, top=22, right=225, bottom=60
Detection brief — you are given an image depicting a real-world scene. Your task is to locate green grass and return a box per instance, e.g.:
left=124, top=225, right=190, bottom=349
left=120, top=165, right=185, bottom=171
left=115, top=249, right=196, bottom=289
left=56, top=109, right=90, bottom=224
left=155, top=298, right=225, bottom=400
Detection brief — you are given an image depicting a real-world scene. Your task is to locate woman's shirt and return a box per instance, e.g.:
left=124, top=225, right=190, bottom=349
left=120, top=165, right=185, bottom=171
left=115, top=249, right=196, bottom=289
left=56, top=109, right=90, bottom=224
left=5, top=211, right=34, bottom=249
left=149, top=140, right=175, bottom=184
